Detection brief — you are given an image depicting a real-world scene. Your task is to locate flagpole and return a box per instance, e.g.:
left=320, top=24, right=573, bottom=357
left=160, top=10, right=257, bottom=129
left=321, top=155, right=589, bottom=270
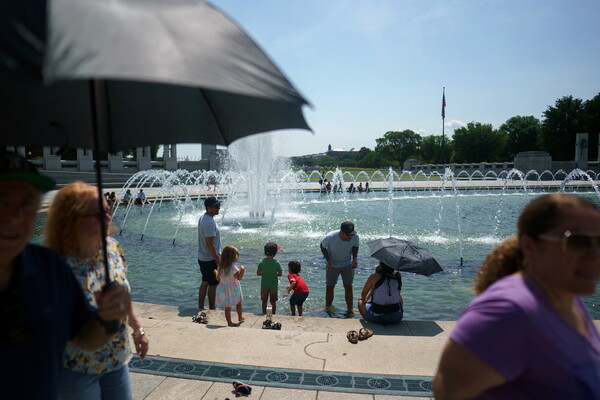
left=441, top=87, right=446, bottom=164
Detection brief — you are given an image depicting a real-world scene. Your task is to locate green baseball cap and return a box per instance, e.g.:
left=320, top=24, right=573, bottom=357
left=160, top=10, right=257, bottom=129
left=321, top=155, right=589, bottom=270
left=0, top=152, right=56, bottom=192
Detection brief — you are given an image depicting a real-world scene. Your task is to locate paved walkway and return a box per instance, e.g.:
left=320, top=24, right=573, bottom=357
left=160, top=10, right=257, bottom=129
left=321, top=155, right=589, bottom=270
left=128, top=301, right=455, bottom=399
left=129, top=302, right=600, bottom=399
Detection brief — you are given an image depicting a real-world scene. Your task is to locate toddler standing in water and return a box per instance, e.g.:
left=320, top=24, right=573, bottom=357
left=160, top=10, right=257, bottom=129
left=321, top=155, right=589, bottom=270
left=283, top=261, right=310, bottom=316
left=216, top=245, right=245, bottom=326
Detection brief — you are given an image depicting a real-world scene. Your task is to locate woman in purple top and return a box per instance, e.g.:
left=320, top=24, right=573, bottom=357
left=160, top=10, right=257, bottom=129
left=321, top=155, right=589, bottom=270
left=433, top=193, right=600, bottom=399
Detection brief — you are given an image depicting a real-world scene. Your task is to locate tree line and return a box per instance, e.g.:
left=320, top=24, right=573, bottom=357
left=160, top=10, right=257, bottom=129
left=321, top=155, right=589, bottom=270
left=291, top=93, right=600, bottom=168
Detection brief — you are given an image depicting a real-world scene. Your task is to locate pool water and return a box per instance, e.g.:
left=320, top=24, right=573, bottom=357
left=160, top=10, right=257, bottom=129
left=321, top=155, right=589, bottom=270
left=33, top=189, right=600, bottom=320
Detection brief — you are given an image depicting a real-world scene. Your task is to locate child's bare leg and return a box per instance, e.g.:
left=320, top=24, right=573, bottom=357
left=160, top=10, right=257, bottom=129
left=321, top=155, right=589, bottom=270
left=262, top=300, right=267, bottom=315
left=298, top=305, right=303, bottom=316
left=271, top=299, right=277, bottom=315
left=290, top=304, right=296, bottom=316
left=224, top=307, right=236, bottom=326
left=236, top=302, right=245, bottom=322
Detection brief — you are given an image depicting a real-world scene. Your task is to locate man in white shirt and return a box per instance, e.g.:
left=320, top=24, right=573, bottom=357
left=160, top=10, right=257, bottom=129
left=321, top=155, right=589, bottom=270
left=320, top=221, right=359, bottom=312
left=197, top=196, right=222, bottom=309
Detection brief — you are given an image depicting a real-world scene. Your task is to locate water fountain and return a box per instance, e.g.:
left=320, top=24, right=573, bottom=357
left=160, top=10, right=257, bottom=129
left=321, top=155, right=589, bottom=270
left=35, top=138, right=600, bottom=320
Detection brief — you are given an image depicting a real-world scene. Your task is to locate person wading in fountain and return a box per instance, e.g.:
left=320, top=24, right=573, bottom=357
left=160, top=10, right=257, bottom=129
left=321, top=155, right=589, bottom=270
left=197, top=197, right=222, bottom=310
left=320, top=221, right=359, bottom=312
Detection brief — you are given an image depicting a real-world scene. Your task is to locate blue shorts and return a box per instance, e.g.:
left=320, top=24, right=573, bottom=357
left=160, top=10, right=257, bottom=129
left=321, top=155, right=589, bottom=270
left=289, top=292, right=309, bottom=306
left=365, top=303, right=403, bottom=325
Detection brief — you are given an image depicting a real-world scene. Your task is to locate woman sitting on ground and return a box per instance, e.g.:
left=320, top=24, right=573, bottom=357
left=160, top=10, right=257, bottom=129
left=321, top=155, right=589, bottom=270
left=358, top=262, right=403, bottom=324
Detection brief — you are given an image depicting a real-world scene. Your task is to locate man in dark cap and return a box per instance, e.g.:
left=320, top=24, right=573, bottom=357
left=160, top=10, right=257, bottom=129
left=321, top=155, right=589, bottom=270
left=0, top=151, right=131, bottom=399
left=320, top=221, right=359, bottom=312
left=197, top=196, right=223, bottom=309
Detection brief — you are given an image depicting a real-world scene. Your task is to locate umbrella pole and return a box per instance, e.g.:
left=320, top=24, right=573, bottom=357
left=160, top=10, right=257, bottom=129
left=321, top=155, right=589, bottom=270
left=89, top=80, right=111, bottom=286
left=90, top=80, right=120, bottom=333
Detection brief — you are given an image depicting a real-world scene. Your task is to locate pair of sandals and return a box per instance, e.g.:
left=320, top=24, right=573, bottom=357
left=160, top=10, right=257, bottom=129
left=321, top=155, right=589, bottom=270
left=347, top=328, right=374, bottom=344
left=232, top=381, right=252, bottom=396
left=262, top=320, right=282, bottom=330
left=192, top=312, right=208, bottom=324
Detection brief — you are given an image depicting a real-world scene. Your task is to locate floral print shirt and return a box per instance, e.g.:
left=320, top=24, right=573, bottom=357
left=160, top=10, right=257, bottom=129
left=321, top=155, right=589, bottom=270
left=62, top=237, right=132, bottom=375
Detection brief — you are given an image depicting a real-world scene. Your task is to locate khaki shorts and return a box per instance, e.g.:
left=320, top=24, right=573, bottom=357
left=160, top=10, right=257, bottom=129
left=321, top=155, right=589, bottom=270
left=261, top=288, right=278, bottom=302
left=326, top=264, right=354, bottom=286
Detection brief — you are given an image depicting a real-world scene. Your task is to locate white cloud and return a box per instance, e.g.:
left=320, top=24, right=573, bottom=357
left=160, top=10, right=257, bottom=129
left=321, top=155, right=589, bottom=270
left=444, top=120, right=467, bottom=129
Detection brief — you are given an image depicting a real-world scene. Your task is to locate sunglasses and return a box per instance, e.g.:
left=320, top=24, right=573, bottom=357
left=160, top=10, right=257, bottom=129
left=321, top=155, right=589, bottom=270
left=537, top=230, right=600, bottom=252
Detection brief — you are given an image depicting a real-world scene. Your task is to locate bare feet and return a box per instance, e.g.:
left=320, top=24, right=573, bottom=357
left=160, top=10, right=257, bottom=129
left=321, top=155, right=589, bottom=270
left=238, top=317, right=246, bottom=324
left=228, top=322, right=238, bottom=327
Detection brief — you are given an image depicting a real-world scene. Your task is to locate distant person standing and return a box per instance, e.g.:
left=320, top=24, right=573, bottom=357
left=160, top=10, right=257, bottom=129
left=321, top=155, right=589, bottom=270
left=320, top=221, right=359, bottom=311
left=257, top=242, right=283, bottom=315
left=197, top=197, right=222, bottom=310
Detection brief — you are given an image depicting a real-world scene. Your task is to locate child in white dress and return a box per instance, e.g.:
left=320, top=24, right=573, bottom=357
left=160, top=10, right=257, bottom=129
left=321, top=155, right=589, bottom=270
left=216, top=245, right=245, bottom=326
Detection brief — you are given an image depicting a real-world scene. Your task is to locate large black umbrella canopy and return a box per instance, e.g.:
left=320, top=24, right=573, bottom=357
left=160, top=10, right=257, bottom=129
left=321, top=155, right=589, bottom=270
left=0, top=0, right=311, bottom=152
left=367, top=237, right=443, bottom=276
left=0, top=0, right=311, bottom=293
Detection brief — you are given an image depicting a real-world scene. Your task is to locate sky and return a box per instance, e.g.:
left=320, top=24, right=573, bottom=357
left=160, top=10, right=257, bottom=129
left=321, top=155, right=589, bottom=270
left=176, top=0, right=600, bottom=159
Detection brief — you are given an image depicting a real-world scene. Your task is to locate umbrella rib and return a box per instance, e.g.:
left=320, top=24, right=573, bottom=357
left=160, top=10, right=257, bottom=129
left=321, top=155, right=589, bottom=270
left=199, top=89, right=229, bottom=146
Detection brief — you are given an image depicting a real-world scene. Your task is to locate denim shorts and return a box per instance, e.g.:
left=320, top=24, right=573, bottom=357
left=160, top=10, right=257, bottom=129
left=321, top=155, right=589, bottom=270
left=289, top=292, right=309, bottom=306
left=365, top=303, right=403, bottom=325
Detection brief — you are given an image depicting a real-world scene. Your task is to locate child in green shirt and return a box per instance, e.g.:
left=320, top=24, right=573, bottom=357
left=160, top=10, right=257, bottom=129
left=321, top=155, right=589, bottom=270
left=257, top=242, right=283, bottom=315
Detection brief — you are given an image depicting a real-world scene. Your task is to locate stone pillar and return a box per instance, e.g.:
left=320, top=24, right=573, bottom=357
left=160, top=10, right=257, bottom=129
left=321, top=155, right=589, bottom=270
left=202, top=144, right=217, bottom=162
left=77, top=148, right=94, bottom=172
left=208, top=148, right=219, bottom=171
left=597, top=133, right=600, bottom=163
left=43, top=147, right=62, bottom=170
left=136, top=147, right=152, bottom=171
left=514, top=151, right=552, bottom=174
left=6, top=146, right=26, bottom=157
left=108, top=151, right=124, bottom=172
left=163, top=144, right=178, bottom=171
left=575, top=132, right=588, bottom=170
left=403, top=159, right=420, bottom=171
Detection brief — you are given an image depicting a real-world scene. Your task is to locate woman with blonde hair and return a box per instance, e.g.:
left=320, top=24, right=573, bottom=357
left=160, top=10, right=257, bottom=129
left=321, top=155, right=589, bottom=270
left=433, top=193, right=600, bottom=399
left=45, top=181, right=148, bottom=400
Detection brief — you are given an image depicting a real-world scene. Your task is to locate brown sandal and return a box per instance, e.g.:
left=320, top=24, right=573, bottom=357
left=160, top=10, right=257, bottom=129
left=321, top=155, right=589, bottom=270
left=347, top=330, right=359, bottom=344
left=358, top=328, right=373, bottom=340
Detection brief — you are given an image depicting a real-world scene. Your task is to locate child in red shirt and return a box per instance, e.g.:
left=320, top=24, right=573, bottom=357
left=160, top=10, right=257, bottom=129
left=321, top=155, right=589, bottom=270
left=283, top=261, right=309, bottom=316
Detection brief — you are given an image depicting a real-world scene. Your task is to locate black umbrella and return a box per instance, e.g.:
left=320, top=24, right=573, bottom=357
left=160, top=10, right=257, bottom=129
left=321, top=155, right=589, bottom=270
left=0, top=0, right=310, bottom=151
left=367, top=237, right=443, bottom=276
left=0, top=0, right=311, bottom=289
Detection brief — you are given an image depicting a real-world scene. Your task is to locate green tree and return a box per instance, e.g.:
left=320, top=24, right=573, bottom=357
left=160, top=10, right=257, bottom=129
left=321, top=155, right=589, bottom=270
left=451, top=122, right=507, bottom=163
left=375, top=130, right=422, bottom=167
left=582, top=93, right=600, bottom=160
left=499, top=115, right=541, bottom=159
left=357, top=148, right=385, bottom=168
left=540, top=95, right=584, bottom=161
left=418, top=135, right=447, bottom=164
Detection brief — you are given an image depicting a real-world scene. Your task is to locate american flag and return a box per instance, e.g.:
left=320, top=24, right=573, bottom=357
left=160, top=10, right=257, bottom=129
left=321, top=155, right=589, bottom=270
left=441, top=89, right=446, bottom=119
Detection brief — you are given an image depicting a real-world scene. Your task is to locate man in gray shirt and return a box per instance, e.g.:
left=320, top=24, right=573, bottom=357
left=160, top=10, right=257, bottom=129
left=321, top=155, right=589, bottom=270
left=197, top=196, right=222, bottom=309
left=320, top=221, right=359, bottom=312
